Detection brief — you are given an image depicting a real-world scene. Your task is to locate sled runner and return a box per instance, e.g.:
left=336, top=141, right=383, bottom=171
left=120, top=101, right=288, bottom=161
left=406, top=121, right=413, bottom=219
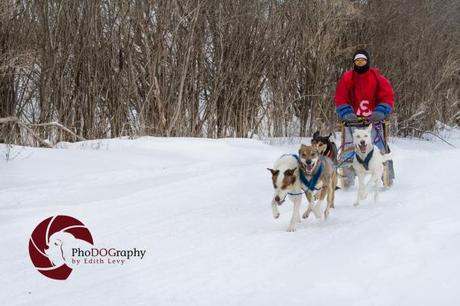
left=337, top=118, right=394, bottom=189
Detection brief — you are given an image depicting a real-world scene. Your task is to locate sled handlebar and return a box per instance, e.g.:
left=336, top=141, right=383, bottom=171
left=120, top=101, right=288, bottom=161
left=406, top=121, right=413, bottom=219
left=339, top=117, right=370, bottom=127
left=339, top=118, right=388, bottom=127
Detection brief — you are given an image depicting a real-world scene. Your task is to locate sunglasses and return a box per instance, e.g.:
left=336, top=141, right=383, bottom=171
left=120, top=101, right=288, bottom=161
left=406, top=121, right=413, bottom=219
left=354, top=58, right=368, bottom=67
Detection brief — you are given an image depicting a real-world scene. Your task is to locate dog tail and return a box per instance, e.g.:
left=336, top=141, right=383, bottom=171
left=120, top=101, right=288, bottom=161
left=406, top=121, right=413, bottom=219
left=381, top=153, right=392, bottom=163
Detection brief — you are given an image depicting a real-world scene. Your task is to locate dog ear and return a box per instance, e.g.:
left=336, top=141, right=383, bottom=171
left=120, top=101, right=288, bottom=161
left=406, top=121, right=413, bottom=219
left=300, top=143, right=308, bottom=151
left=267, top=168, right=279, bottom=176
left=327, top=133, right=332, bottom=139
left=313, top=131, right=319, bottom=139
left=299, top=144, right=307, bottom=156
left=299, top=144, right=306, bottom=155
left=367, top=124, right=373, bottom=132
left=284, top=167, right=297, bottom=176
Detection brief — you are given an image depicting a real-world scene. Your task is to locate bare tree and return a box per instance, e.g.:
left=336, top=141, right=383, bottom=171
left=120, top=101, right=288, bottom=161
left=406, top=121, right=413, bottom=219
left=1, top=0, right=458, bottom=146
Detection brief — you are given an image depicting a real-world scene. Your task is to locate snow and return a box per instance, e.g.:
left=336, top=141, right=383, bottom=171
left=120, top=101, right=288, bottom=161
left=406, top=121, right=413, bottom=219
left=1, top=131, right=460, bottom=306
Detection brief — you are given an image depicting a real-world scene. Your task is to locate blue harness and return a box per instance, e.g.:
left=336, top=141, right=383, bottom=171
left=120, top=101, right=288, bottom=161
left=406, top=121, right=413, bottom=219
left=292, top=154, right=323, bottom=192
left=355, top=149, right=374, bottom=171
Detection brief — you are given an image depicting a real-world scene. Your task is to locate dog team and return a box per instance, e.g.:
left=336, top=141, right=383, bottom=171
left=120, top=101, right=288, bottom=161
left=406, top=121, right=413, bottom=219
left=267, top=47, right=396, bottom=231
left=268, top=125, right=391, bottom=232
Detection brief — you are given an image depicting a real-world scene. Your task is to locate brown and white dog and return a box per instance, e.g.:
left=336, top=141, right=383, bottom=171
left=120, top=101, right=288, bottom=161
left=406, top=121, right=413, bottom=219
left=298, top=144, right=337, bottom=220
left=267, top=154, right=303, bottom=232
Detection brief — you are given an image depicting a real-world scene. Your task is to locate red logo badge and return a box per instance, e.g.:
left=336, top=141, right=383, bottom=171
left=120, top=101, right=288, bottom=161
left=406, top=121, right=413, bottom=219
left=28, top=215, right=93, bottom=280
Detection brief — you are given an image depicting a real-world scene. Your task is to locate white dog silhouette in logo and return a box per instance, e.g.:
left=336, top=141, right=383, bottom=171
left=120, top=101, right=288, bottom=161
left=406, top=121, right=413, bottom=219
left=45, top=232, right=91, bottom=268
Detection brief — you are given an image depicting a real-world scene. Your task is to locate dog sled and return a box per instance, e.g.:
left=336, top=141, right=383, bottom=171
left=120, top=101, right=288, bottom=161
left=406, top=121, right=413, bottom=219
left=337, top=118, right=395, bottom=189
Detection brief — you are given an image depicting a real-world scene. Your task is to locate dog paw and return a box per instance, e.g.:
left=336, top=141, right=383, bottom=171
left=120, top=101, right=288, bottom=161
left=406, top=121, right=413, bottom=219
left=373, top=192, right=379, bottom=202
left=324, top=210, right=329, bottom=220
left=359, top=191, right=368, bottom=200
left=302, top=209, right=311, bottom=219
left=287, top=225, right=296, bottom=232
left=312, top=206, right=322, bottom=219
left=353, top=201, right=360, bottom=207
left=273, top=212, right=280, bottom=219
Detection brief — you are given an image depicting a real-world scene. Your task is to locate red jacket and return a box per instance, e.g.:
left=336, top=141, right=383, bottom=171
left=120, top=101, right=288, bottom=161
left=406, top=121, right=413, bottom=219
left=335, top=68, right=394, bottom=117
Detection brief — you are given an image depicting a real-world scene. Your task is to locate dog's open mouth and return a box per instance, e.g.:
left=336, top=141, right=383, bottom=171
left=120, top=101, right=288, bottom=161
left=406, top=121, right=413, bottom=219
left=358, top=143, right=367, bottom=153
left=304, top=162, right=315, bottom=172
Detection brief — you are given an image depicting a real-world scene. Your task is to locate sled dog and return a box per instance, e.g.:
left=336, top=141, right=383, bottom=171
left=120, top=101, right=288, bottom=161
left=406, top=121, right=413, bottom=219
left=311, top=131, right=338, bottom=165
left=352, top=124, right=392, bottom=206
left=298, top=144, right=337, bottom=220
left=267, top=154, right=303, bottom=232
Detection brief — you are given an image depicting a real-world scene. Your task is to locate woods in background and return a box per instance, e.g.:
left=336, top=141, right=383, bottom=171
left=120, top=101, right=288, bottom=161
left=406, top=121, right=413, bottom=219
left=0, top=0, right=459, bottom=145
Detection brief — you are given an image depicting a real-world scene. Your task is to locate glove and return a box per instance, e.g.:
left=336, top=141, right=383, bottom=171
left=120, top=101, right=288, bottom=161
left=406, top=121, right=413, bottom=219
left=336, top=105, right=358, bottom=123
left=342, top=112, right=359, bottom=123
left=371, top=103, right=392, bottom=122
left=369, top=111, right=385, bottom=122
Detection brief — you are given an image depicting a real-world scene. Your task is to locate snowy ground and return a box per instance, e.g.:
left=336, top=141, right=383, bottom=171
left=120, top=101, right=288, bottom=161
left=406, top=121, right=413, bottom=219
left=1, top=131, right=460, bottom=306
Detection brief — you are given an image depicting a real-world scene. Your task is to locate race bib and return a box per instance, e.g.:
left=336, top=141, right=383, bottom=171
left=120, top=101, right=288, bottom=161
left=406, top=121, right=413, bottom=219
left=356, top=100, right=372, bottom=117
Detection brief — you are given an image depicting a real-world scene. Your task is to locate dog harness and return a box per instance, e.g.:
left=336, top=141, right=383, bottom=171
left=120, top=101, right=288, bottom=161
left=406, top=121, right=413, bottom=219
left=355, top=149, right=374, bottom=171
left=292, top=154, right=323, bottom=192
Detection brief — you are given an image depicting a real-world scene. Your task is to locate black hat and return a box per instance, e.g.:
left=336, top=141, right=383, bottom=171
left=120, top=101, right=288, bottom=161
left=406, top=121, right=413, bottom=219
left=352, top=48, right=370, bottom=74
left=353, top=48, right=370, bottom=62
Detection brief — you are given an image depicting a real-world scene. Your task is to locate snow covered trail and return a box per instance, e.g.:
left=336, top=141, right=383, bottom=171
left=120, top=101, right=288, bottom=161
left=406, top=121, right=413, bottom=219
left=1, top=134, right=460, bottom=306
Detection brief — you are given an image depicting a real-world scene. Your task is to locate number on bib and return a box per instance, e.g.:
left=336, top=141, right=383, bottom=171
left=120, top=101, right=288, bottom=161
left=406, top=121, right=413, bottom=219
left=357, top=100, right=372, bottom=117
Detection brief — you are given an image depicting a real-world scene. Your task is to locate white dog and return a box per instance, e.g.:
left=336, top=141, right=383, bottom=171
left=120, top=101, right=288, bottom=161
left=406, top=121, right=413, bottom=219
left=45, top=231, right=91, bottom=268
left=352, top=124, right=391, bottom=206
left=267, top=154, right=304, bottom=232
